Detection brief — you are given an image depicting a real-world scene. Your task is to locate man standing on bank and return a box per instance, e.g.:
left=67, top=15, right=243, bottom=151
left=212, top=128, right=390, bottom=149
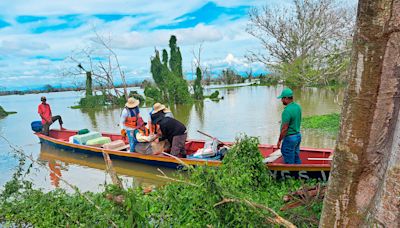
left=276, top=88, right=302, bottom=164
left=38, top=96, right=65, bottom=136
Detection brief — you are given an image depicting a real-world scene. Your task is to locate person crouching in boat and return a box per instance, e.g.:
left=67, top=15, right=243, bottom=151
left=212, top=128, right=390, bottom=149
left=120, top=97, right=143, bottom=152
left=151, top=110, right=187, bottom=158
left=132, top=121, right=160, bottom=155
left=148, top=102, right=174, bottom=135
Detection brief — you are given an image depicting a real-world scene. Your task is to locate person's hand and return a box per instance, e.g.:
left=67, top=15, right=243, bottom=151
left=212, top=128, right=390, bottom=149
left=48, top=119, right=53, bottom=124
left=120, top=129, right=127, bottom=137
left=154, top=137, right=159, bottom=143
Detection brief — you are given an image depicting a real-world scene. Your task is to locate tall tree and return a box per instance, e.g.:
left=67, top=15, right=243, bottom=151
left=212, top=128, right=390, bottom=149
left=193, top=66, right=204, bottom=100
left=162, top=49, right=168, bottom=66
left=149, top=36, right=191, bottom=104
left=320, top=0, right=400, bottom=227
left=169, top=35, right=183, bottom=78
left=247, top=0, right=355, bottom=86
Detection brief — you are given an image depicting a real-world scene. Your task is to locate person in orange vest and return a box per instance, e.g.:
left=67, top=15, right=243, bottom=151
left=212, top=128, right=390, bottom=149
left=119, top=97, right=143, bottom=152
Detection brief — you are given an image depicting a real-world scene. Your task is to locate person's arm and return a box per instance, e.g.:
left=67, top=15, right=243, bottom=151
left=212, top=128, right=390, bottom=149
left=120, top=109, right=128, bottom=130
left=277, top=123, right=289, bottom=149
left=277, top=110, right=290, bottom=149
left=135, top=130, right=156, bottom=142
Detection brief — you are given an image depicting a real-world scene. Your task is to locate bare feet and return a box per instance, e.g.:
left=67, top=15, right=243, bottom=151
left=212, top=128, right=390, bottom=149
left=60, top=126, right=67, bottom=130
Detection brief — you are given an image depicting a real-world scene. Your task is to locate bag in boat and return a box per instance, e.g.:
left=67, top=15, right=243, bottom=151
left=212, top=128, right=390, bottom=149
left=31, top=121, right=43, bottom=132
left=191, top=139, right=219, bottom=158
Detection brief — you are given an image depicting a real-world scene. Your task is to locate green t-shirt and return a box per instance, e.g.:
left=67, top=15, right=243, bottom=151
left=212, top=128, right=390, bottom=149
left=281, top=102, right=302, bottom=136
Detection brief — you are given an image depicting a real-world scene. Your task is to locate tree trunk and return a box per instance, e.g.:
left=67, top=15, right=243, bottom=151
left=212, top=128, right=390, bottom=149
left=320, top=0, right=400, bottom=227
left=85, top=71, right=93, bottom=97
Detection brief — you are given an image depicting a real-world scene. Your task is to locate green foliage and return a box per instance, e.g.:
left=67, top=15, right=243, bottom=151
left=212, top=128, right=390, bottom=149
left=43, top=84, right=56, bottom=92
left=256, top=74, right=279, bottom=86
left=302, top=113, right=340, bottom=134
left=221, top=136, right=270, bottom=190
left=78, top=95, right=107, bottom=108
left=209, top=90, right=220, bottom=100
left=0, top=106, right=9, bottom=117
left=149, top=35, right=192, bottom=104
left=0, top=135, right=323, bottom=227
left=128, top=91, right=145, bottom=104
left=220, top=68, right=245, bottom=84
left=193, top=67, right=204, bottom=100
left=162, top=49, right=168, bottom=66
left=169, top=35, right=183, bottom=78
left=144, top=85, right=162, bottom=101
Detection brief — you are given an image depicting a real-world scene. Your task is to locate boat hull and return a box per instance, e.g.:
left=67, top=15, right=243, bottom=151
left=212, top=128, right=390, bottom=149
left=36, top=130, right=333, bottom=180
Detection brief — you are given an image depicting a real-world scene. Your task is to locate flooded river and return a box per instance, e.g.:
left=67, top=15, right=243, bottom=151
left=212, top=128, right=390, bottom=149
left=0, top=85, right=343, bottom=192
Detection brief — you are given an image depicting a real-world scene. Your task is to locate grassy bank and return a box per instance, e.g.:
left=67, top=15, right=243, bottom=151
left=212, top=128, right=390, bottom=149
left=0, top=106, right=16, bottom=118
left=0, top=136, right=323, bottom=227
left=302, top=113, right=340, bottom=134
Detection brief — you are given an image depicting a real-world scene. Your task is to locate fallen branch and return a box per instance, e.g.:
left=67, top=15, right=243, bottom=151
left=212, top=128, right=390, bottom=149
left=214, top=198, right=296, bottom=228
left=156, top=168, right=199, bottom=187
left=161, top=152, right=192, bottom=169
left=102, top=151, right=123, bottom=189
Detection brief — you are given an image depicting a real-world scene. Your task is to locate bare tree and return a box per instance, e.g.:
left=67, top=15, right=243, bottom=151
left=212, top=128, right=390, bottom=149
left=320, top=0, right=400, bottom=227
left=62, top=30, right=129, bottom=100
left=247, top=0, right=355, bottom=85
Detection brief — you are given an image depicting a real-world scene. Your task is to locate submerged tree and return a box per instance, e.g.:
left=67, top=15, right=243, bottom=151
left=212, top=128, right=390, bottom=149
left=320, top=0, right=400, bottom=227
left=149, top=36, right=191, bottom=104
left=247, top=0, right=355, bottom=86
left=193, top=67, right=203, bottom=100
left=169, top=35, right=183, bottom=78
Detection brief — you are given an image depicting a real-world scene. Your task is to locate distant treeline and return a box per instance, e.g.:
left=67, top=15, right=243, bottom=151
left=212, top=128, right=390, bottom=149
left=0, top=81, right=145, bottom=96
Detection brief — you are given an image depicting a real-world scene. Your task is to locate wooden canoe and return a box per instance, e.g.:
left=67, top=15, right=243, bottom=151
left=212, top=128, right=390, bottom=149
left=35, top=129, right=333, bottom=181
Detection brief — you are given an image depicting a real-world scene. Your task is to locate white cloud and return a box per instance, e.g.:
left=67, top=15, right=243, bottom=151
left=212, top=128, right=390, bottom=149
left=0, top=0, right=274, bottom=90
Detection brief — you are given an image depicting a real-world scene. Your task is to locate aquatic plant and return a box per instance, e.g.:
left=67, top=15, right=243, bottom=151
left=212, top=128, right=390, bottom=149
left=302, top=113, right=340, bottom=134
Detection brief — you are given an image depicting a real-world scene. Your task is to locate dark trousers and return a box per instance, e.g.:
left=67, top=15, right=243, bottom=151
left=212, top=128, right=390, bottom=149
left=42, top=115, right=63, bottom=136
left=170, top=133, right=187, bottom=157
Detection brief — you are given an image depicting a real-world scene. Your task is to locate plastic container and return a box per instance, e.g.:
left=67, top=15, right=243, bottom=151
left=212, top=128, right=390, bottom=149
left=31, top=121, right=43, bottom=132
left=86, top=137, right=111, bottom=146
left=72, top=132, right=102, bottom=145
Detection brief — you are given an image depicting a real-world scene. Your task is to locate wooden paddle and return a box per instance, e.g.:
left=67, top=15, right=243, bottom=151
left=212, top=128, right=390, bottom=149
left=197, top=130, right=231, bottom=149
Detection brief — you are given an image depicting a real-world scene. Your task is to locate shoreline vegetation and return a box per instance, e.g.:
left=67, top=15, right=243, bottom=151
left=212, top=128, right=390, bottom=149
left=0, top=106, right=16, bottom=118
left=302, top=113, right=340, bottom=134
left=0, top=136, right=323, bottom=227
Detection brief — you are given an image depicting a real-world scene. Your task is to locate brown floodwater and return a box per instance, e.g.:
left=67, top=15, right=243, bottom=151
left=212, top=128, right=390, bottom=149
left=0, top=85, right=344, bottom=192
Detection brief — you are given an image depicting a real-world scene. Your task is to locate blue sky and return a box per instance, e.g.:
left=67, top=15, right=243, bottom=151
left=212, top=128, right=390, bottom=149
left=0, top=0, right=277, bottom=91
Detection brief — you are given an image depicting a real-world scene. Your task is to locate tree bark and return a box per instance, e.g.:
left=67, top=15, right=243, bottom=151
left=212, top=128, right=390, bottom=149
left=320, top=0, right=400, bottom=227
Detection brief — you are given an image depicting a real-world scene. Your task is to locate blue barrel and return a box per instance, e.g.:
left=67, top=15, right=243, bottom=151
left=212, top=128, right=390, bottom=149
left=31, top=121, right=43, bottom=132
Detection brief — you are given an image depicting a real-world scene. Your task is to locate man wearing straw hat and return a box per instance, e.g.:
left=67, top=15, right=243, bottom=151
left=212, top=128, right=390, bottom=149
left=151, top=105, right=187, bottom=158
left=120, top=97, right=143, bottom=152
left=276, top=88, right=302, bottom=164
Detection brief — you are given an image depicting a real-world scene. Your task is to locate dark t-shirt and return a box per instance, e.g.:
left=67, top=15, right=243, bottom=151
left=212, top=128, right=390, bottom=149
left=158, top=117, right=186, bottom=143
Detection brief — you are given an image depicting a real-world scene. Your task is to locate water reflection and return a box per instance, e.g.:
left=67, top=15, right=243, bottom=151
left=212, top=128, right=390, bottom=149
left=38, top=143, right=174, bottom=191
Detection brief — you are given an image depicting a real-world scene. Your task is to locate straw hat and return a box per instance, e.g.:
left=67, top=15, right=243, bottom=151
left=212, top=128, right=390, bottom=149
left=125, top=97, right=140, bottom=108
left=152, top=102, right=166, bottom=114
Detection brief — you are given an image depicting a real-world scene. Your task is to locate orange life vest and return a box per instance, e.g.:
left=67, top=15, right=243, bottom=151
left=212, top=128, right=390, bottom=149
left=124, top=107, right=140, bottom=129
left=138, top=127, right=150, bottom=136
left=133, top=127, right=150, bottom=144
